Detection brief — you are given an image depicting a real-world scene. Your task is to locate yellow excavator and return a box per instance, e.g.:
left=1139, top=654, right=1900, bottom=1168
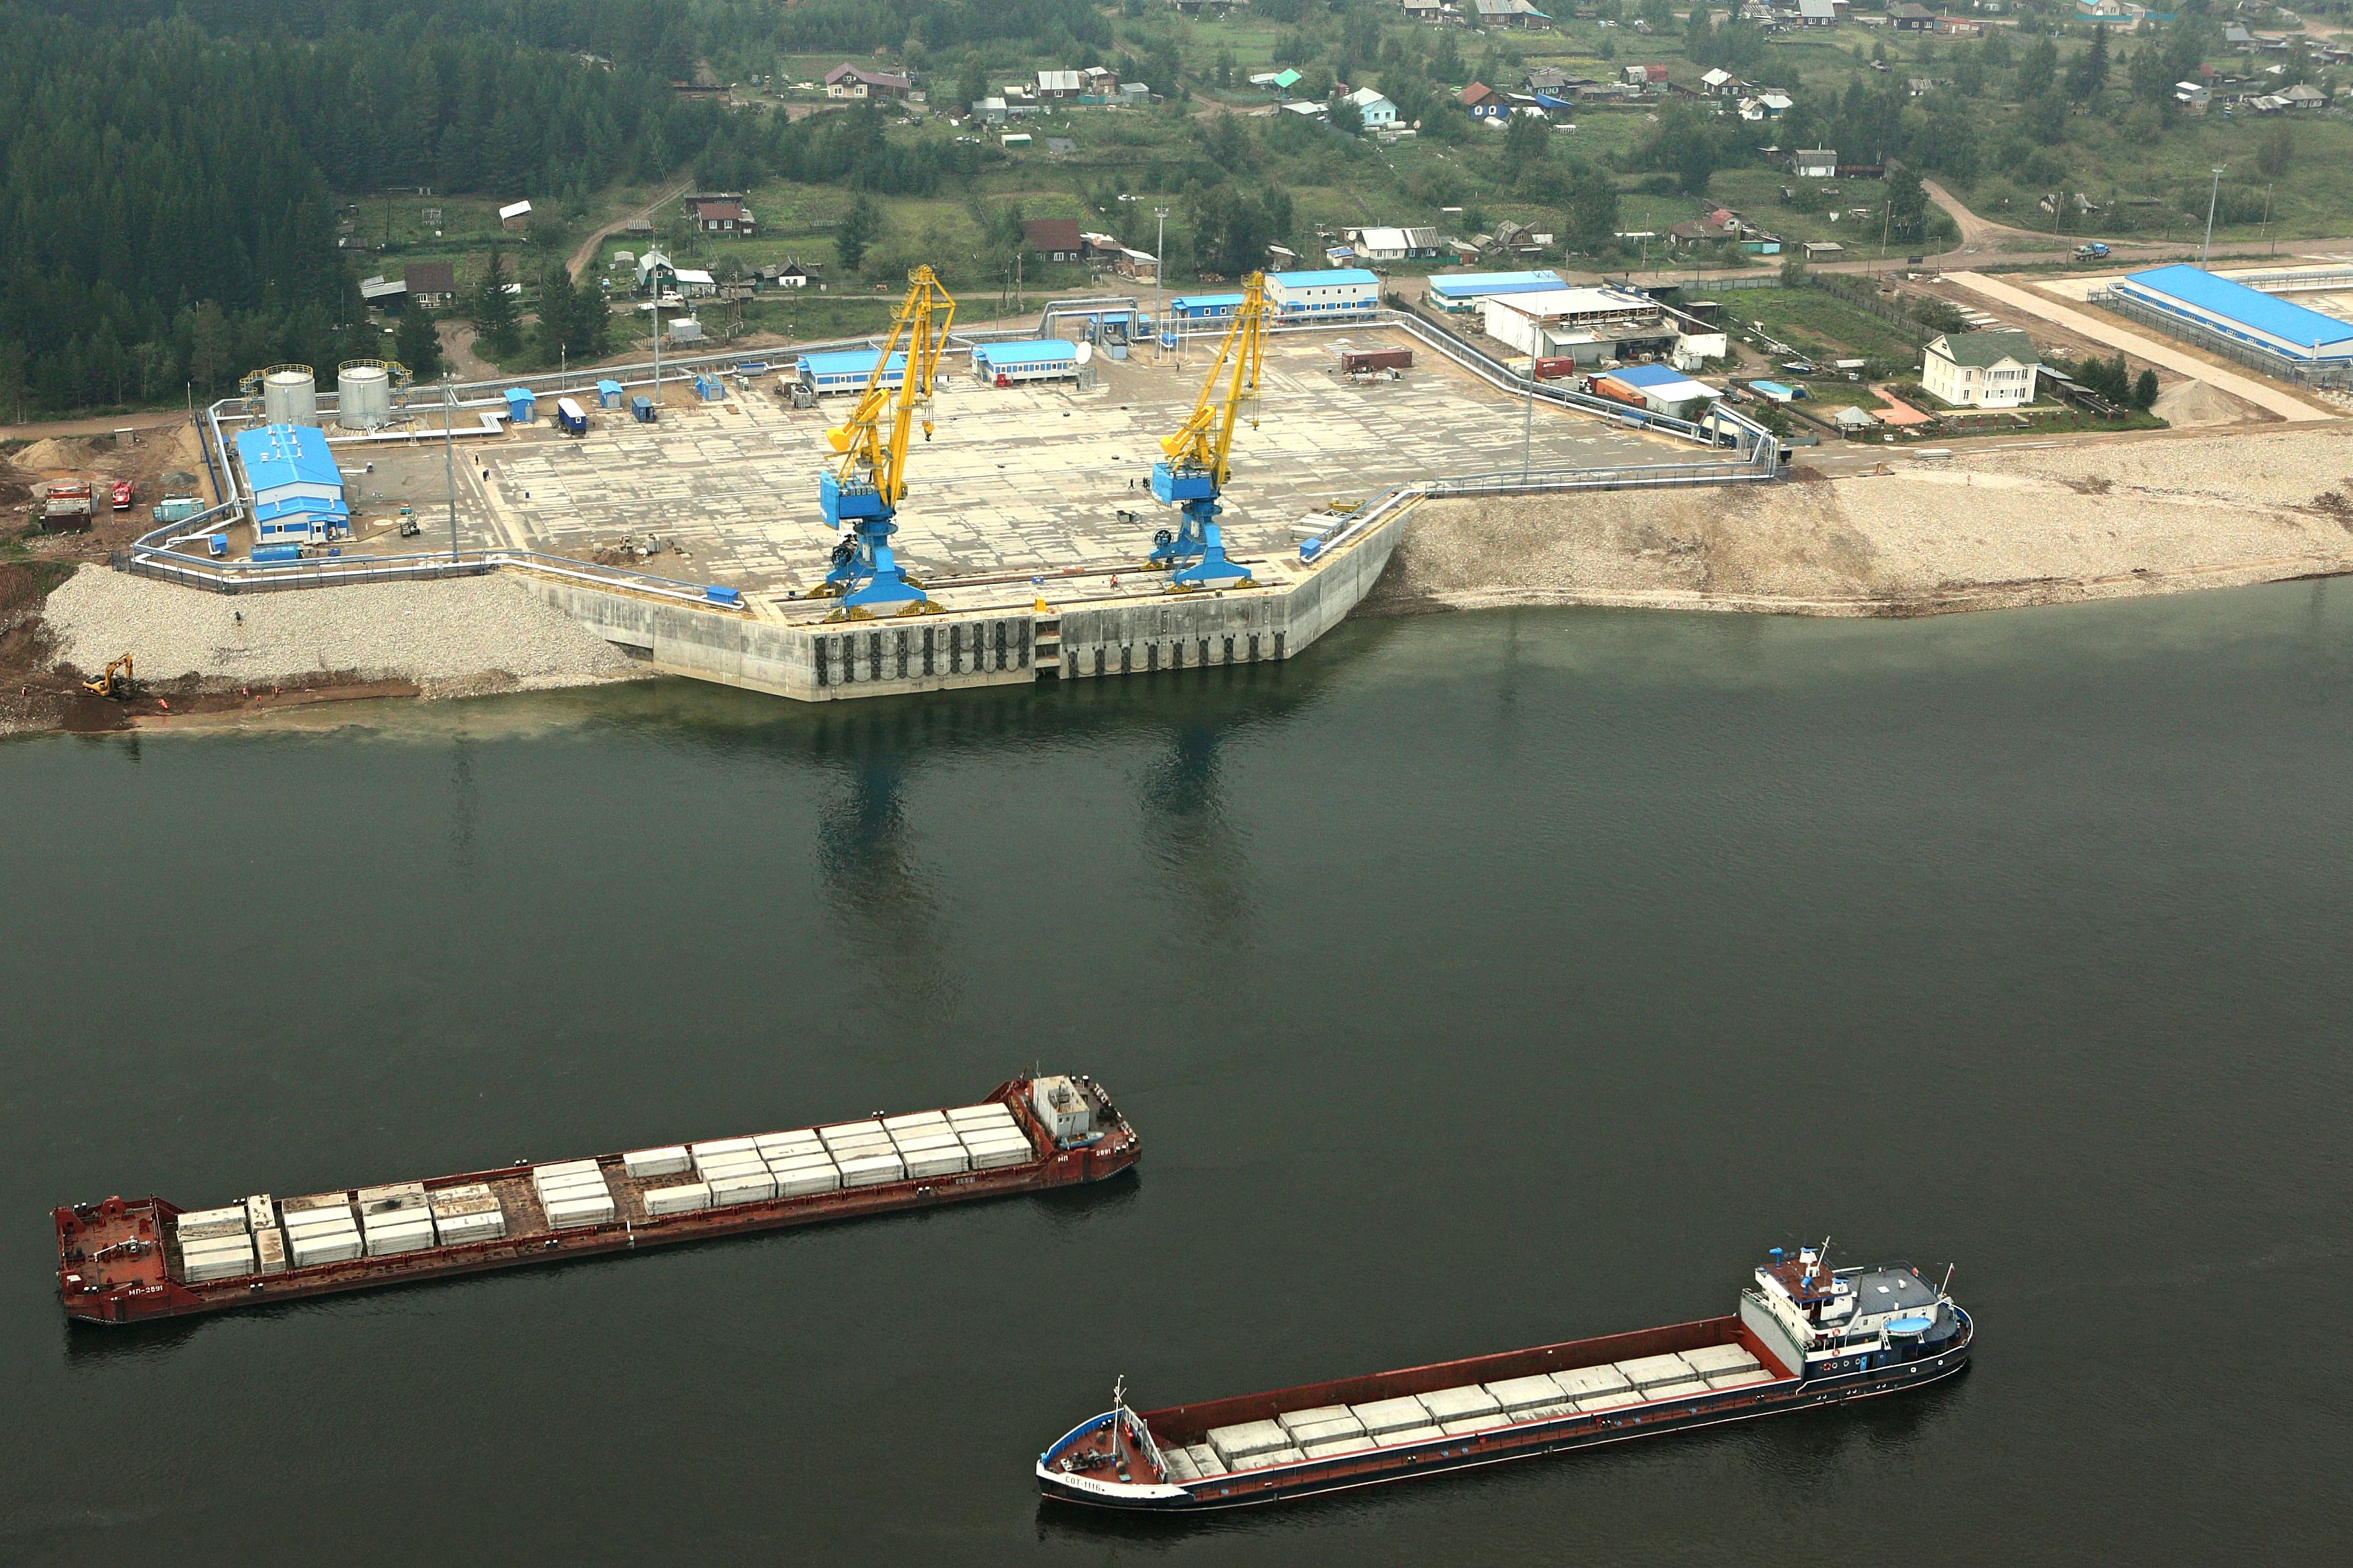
left=1146, top=270, right=1267, bottom=589
left=81, top=653, right=135, bottom=700
left=811, top=266, right=956, bottom=615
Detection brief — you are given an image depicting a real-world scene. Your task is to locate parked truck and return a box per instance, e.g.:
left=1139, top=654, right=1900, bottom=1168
left=41, top=480, right=95, bottom=533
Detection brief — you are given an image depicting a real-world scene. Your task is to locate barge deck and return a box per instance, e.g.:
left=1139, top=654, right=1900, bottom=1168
left=57, top=1073, right=1134, bottom=1326
left=1038, top=1243, right=1969, bottom=1512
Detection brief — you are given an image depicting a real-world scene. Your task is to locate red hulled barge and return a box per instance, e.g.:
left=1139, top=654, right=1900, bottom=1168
left=1038, top=1242, right=1969, bottom=1512
left=57, top=1074, right=1135, bottom=1326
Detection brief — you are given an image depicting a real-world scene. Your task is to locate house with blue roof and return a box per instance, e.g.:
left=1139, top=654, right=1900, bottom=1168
left=1265, top=268, right=1381, bottom=315
left=796, top=349, right=908, bottom=396
left=1167, top=293, right=1248, bottom=323
left=2112, top=264, right=2353, bottom=366
left=972, top=339, right=1083, bottom=385
left=232, top=423, right=346, bottom=544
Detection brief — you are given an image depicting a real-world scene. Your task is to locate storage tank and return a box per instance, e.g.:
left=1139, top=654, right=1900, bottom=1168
left=336, top=363, right=392, bottom=430
left=262, top=366, right=316, bottom=425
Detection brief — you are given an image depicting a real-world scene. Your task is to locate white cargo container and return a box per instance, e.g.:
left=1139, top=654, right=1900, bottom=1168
left=544, top=1194, right=615, bottom=1229
left=1707, top=1368, right=1775, bottom=1389
left=1509, top=1400, right=1579, bottom=1423
left=644, top=1182, right=710, bottom=1217
left=963, top=1139, right=1031, bottom=1172
left=434, top=1209, right=506, bottom=1244
left=900, top=1147, right=970, bottom=1180
left=1642, top=1378, right=1709, bottom=1403
left=176, top=1204, right=249, bottom=1242
left=533, top=1159, right=601, bottom=1180
left=242, top=1194, right=275, bottom=1233
left=945, top=1102, right=1016, bottom=1125
left=1372, top=1424, right=1444, bottom=1448
left=355, top=1181, right=429, bottom=1217
left=1417, top=1385, right=1502, bottom=1423
left=689, top=1137, right=758, bottom=1161
left=1348, top=1396, right=1431, bottom=1435
left=1183, top=1444, right=1224, bottom=1476
left=890, top=1131, right=964, bottom=1155
left=1285, top=1415, right=1363, bottom=1446
left=818, top=1120, right=888, bottom=1147
left=1483, top=1374, right=1566, bottom=1412
left=181, top=1237, right=257, bottom=1283
left=1680, top=1344, right=1762, bottom=1376
left=706, top=1171, right=776, bottom=1206
left=1206, top=1419, right=1291, bottom=1464
left=772, top=1165, right=841, bottom=1198
left=882, top=1110, right=950, bottom=1133
left=282, top=1207, right=358, bottom=1236
left=754, top=1132, right=824, bottom=1157
left=1553, top=1364, right=1633, bottom=1399
left=253, top=1226, right=288, bottom=1274
left=364, top=1219, right=437, bottom=1257
left=1275, top=1405, right=1354, bottom=1434
left=835, top=1153, right=906, bottom=1188
left=1303, top=1434, right=1377, bottom=1459
left=1576, top=1386, right=1646, bottom=1413
left=1234, top=1446, right=1306, bottom=1471
left=282, top=1192, right=355, bottom=1219
left=536, top=1171, right=611, bottom=1198
left=1613, top=1353, right=1694, bottom=1389
left=288, top=1232, right=363, bottom=1268
left=624, top=1146, right=692, bottom=1178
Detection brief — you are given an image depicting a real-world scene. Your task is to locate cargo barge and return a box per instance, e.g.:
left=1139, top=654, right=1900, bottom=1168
left=57, top=1074, right=1134, bottom=1326
left=1038, top=1243, right=1969, bottom=1512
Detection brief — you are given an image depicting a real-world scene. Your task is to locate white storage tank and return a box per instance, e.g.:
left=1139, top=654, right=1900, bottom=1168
left=263, top=366, right=316, bottom=425
left=337, top=362, right=392, bottom=429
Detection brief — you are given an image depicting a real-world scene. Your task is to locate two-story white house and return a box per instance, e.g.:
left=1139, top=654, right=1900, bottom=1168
left=1922, top=328, right=2041, bottom=409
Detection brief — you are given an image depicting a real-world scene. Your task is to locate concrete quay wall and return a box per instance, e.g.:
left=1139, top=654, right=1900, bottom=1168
left=521, top=499, right=1413, bottom=702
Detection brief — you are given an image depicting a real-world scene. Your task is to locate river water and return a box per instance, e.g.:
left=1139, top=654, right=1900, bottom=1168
left=3, top=586, right=2348, bottom=1565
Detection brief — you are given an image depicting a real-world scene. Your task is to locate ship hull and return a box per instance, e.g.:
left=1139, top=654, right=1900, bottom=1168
left=60, top=1078, right=1138, bottom=1327
left=1040, top=1312, right=1970, bottom=1513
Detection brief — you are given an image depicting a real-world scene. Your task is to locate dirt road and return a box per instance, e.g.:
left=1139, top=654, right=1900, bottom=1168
left=567, top=175, right=693, bottom=282
left=1947, top=270, right=2338, bottom=423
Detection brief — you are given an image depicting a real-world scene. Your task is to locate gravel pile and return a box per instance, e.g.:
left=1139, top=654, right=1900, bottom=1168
left=41, top=567, right=643, bottom=692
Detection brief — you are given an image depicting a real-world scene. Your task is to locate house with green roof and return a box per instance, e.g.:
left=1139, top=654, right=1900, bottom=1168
left=1923, top=328, right=2041, bottom=409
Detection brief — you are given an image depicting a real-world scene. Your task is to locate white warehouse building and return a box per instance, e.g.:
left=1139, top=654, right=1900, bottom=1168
left=1265, top=268, right=1382, bottom=317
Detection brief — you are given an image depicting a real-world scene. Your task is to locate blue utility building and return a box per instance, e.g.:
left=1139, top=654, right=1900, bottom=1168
left=1167, top=293, right=1247, bottom=323
left=797, top=350, right=908, bottom=396
left=972, top=339, right=1083, bottom=384
left=232, top=423, right=345, bottom=545
left=1265, top=268, right=1381, bottom=315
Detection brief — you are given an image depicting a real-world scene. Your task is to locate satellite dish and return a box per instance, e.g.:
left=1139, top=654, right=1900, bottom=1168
left=1074, top=340, right=1093, bottom=365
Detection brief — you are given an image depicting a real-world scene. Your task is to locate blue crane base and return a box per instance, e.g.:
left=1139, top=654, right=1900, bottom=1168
left=1149, top=499, right=1252, bottom=589
left=820, top=475, right=928, bottom=612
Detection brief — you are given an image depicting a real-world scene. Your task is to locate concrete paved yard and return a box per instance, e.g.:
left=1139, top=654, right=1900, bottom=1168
left=346, top=331, right=1688, bottom=614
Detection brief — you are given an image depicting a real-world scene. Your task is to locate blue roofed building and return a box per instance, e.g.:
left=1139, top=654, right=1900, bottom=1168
left=2110, top=264, right=2353, bottom=370
left=1265, top=268, right=1382, bottom=315
left=972, top=339, right=1084, bottom=384
left=1426, top=270, right=1568, bottom=310
left=796, top=349, right=908, bottom=395
left=233, top=423, right=346, bottom=544
left=1167, top=292, right=1248, bottom=323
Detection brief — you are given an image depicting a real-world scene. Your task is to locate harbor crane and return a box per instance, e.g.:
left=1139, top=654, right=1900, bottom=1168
left=815, top=266, right=955, bottom=615
left=1147, top=271, right=1265, bottom=589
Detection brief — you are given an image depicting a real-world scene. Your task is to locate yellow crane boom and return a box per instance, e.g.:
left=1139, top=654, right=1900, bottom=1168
left=816, top=267, right=956, bottom=612
left=1147, top=271, right=1265, bottom=588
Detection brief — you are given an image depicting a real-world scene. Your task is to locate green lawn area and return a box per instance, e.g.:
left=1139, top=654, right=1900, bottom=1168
left=1721, top=285, right=1927, bottom=369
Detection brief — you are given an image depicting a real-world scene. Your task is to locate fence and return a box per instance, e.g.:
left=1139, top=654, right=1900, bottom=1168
left=149, top=300, right=1776, bottom=602
left=2087, top=287, right=2353, bottom=390
left=1809, top=273, right=1938, bottom=348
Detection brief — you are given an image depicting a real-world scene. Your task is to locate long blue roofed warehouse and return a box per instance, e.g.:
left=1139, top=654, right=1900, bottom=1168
left=2110, top=264, right=2353, bottom=372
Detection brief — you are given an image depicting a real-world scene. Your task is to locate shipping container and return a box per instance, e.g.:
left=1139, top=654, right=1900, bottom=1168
left=1483, top=1374, right=1566, bottom=1411
left=706, top=1172, right=776, bottom=1206
left=901, top=1149, right=970, bottom=1180
left=1339, top=348, right=1412, bottom=374
left=835, top=1153, right=906, bottom=1188
left=288, top=1234, right=364, bottom=1268
left=435, top=1210, right=507, bottom=1244
left=772, top=1166, right=841, bottom=1198
left=254, top=1227, right=288, bottom=1275
left=1614, top=1353, right=1694, bottom=1388
left=1347, top=1397, right=1430, bottom=1435
left=1417, top=1386, right=1501, bottom=1423
left=623, top=1147, right=691, bottom=1178
left=242, top=1194, right=275, bottom=1233
left=644, top=1183, right=710, bottom=1217
left=176, top=1205, right=247, bottom=1241
left=544, top=1194, right=615, bottom=1229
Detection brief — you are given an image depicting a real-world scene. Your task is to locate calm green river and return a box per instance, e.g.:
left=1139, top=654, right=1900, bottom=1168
left=3, top=587, right=2348, bottom=1564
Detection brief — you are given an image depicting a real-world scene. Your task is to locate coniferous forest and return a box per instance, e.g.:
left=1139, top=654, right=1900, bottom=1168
left=0, top=1, right=743, bottom=416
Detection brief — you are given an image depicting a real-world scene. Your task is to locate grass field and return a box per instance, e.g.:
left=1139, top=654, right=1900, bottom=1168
left=1721, top=285, right=1928, bottom=369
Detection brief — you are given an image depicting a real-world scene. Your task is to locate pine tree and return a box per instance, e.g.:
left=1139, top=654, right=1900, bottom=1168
left=836, top=195, right=882, bottom=274
left=2132, top=367, right=2159, bottom=411
left=394, top=308, right=444, bottom=381
left=474, top=251, right=521, bottom=358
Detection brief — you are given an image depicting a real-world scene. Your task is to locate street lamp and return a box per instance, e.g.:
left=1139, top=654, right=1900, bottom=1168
left=2202, top=165, right=2226, bottom=265
left=1155, top=205, right=1171, bottom=364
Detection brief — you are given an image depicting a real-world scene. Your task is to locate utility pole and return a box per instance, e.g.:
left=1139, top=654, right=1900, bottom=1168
left=1155, top=205, right=1171, bottom=364
left=443, top=378, right=459, bottom=561
left=2202, top=165, right=2225, bottom=265
left=1521, top=355, right=1534, bottom=481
